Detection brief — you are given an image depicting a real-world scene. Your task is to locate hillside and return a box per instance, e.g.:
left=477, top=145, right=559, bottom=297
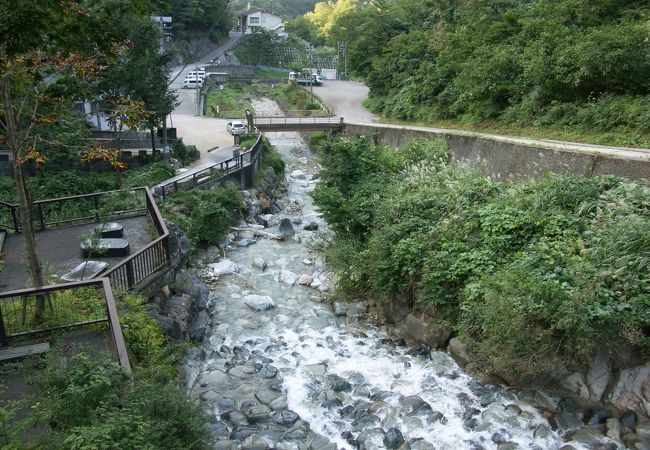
left=230, top=0, right=319, bottom=18
left=295, top=0, right=650, bottom=147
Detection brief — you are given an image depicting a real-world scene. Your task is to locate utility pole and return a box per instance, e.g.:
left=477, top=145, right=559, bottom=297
left=338, top=41, right=348, bottom=80
left=308, top=45, right=314, bottom=103
left=195, top=64, right=200, bottom=116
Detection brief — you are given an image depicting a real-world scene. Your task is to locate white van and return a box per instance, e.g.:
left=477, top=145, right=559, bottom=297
left=182, top=78, right=203, bottom=89
left=185, top=70, right=205, bottom=79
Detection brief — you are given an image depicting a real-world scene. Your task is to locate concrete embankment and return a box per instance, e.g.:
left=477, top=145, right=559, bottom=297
left=345, top=122, right=650, bottom=181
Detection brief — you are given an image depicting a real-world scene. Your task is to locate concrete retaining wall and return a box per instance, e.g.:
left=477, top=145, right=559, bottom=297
left=344, top=123, right=650, bottom=181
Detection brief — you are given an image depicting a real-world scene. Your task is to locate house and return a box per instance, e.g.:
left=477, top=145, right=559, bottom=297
left=236, top=7, right=285, bottom=36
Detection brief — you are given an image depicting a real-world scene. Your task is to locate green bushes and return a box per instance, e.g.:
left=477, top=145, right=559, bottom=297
left=313, top=136, right=650, bottom=378
left=24, top=353, right=210, bottom=450
left=161, top=187, right=243, bottom=247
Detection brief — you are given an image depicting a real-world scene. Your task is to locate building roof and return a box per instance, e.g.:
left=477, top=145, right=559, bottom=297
left=236, top=7, right=281, bottom=18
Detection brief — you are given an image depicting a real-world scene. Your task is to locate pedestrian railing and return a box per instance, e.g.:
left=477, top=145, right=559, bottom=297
left=0, top=278, right=131, bottom=371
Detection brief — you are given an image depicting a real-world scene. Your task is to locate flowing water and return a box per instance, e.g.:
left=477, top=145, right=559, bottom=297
left=185, top=100, right=598, bottom=450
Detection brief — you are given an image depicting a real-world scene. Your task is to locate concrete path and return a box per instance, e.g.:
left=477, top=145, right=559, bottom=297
left=315, top=80, right=650, bottom=158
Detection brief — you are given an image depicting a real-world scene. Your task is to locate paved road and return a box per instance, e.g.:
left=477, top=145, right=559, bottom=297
left=167, top=34, right=245, bottom=160
left=312, top=80, right=377, bottom=122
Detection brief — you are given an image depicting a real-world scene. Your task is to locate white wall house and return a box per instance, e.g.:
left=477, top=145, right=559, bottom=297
left=237, top=8, right=285, bottom=36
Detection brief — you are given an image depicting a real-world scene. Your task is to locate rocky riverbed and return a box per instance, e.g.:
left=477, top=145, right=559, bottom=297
left=178, top=99, right=646, bottom=450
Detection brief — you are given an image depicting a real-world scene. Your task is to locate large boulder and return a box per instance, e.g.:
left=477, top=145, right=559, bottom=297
left=383, top=292, right=411, bottom=324
left=606, top=361, right=650, bottom=417
left=394, top=314, right=452, bottom=349
left=278, top=218, right=295, bottom=239
left=243, top=295, right=276, bottom=311
left=448, top=337, right=472, bottom=368
left=165, top=221, right=191, bottom=269
left=208, top=260, right=239, bottom=277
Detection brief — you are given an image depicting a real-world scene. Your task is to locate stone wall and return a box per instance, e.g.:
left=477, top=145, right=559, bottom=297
left=344, top=123, right=650, bottom=181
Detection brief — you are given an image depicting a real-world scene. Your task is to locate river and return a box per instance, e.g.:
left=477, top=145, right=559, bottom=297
left=183, top=100, right=590, bottom=450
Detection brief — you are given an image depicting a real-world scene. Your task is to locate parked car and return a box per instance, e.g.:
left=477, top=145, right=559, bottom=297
left=185, top=69, right=205, bottom=79
left=182, top=78, right=203, bottom=89
left=227, top=120, right=246, bottom=135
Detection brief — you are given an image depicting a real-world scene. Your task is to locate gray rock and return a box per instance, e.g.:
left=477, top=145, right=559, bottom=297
left=241, top=435, right=270, bottom=450
left=290, top=170, right=307, bottom=179
left=333, top=302, right=348, bottom=317
left=209, top=260, right=239, bottom=276
left=188, top=310, right=210, bottom=342
left=448, top=337, right=472, bottom=367
left=346, top=302, right=367, bottom=317
left=606, top=418, right=622, bottom=442
left=394, top=314, right=452, bottom=349
left=279, top=270, right=298, bottom=285
left=383, top=428, right=404, bottom=449
left=272, top=410, right=299, bottom=426
left=244, top=295, right=276, bottom=311
left=303, top=221, right=319, bottom=231
left=383, top=292, right=411, bottom=324
left=174, top=270, right=210, bottom=313
left=238, top=238, right=258, bottom=247
left=291, top=217, right=302, bottom=225
left=549, top=411, right=581, bottom=431
left=278, top=218, right=295, bottom=239
left=252, top=257, right=267, bottom=271
left=149, top=309, right=182, bottom=340
left=298, top=274, right=312, bottom=285
left=621, top=410, right=638, bottom=429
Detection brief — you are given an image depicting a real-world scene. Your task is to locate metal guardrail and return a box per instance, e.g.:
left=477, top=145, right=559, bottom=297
left=0, top=278, right=131, bottom=371
left=155, top=132, right=264, bottom=200
left=253, top=116, right=343, bottom=125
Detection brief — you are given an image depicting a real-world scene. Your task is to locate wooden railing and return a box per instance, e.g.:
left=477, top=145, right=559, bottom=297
left=155, top=131, right=264, bottom=200
left=0, top=278, right=131, bottom=371
left=104, top=188, right=169, bottom=292
left=0, top=188, right=148, bottom=234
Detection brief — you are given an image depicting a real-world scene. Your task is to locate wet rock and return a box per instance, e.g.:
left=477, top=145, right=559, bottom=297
left=238, top=238, right=257, bottom=247
left=321, top=398, right=343, bottom=409
left=333, top=302, right=348, bottom=317
left=290, top=170, right=307, bottom=179
left=188, top=310, right=209, bottom=342
left=384, top=428, right=405, bottom=449
left=395, top=314, right=452, bottom=349
left=347, top=302, right=368, bottom=317
left=208, top=420, right=230, bottom=438
left=302, top=258, right=313, bottom=265
left=406, top=344, right=430, bottom=358
left=215, top=440, right=238, bottom=450
left=549, top=411, right=581, bottom=431
left=230, top=426, right=259, bottom=442
left=258, top=365, right=278, bottom=379
left=533, top=424, right=553, bottom=440
left=409, top=439, right=436, bottom=450
left=209, top=260, right=239, bottom=276
left=269, top=396, right=287, bottom=411
left=586, top=407, right=613, bottom=425
left=330, top=377, right=352, bottom=393
left=400, top=396, right=433, bottom=418
left=241, top=435, right=270, bottom=450
left=303, top=221, right=319, bottom=231
left=463, top=408, right=481, bottom=421
left=244, top=294, right=276, bottom=311
left=257, top=214, right=273, bottom=228
left=281, top=420, right=310, bottom=441
left=243, top=405, right=272, bottom=424
left=252, top=257, right=267, bottom=271
left=621, top=410, right=638, bottom=429
left=606, top=418, right=622, bottom=442
left=505, top=404, right=522, bottom=416
left=224, top=411, right=249, bottom=428
left=352, top=414, right=380, bottom=432
left=298, top=274, right=312, bottom=285
left=448, top=337, right=472, bottom=367
left=428, top=411, right=448, bottom=424
left=356, top=427, right=385, bottom=449
left=492, top=430, right=510, bottom=444
left=278, top=218, right=295, bottom=239
left=217, top=397, right=237, bottom=414
left=279, top=270, right=298, bottom=285
left=567, top=427, right=611, bottom=447
left=497, top=443, right=520, bottom=450
left=269, top=379, right=283, bottom=392
left=272, top=410, right=299, bottom=426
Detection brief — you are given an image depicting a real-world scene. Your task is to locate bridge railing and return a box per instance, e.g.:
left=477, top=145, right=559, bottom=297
left=252, top=116, right=344, bottom=126
left=0, top=278, right=131, bottom=371
left=154, top=131, right=264, bottom=200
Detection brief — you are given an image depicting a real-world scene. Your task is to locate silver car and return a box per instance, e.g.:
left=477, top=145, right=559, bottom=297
left=227, top=120, right=246, bottom=135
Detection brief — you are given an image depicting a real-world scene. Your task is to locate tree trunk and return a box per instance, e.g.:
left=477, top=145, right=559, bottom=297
left=1, top=77, right=46, bottom=319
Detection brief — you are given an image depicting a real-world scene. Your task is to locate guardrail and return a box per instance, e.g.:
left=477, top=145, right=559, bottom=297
left=154, top=132, right=264, bottom=200
left=104, top=188, right=169, bottom=292
left=0, top=278, right=131, bottom=371
left=253, top=116, right=343, bottom=125
left=0, top=201, right=19, bottom=233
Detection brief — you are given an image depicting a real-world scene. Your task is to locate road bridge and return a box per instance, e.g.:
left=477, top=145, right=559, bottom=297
left=252, top=116, right=345, bottom=132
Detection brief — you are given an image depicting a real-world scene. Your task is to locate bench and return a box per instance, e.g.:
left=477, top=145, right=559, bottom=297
left=0, top=342, right=50, bottom=362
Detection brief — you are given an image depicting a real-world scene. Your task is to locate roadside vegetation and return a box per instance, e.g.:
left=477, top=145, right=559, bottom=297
left=312, top=136, right=650, bottom=379
left=295, top=0, right=649, bottom=147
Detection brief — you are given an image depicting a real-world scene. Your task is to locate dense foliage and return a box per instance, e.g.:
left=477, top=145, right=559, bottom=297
left=297, top=0, right=649, bottom=145
left=161, top=187, right=243, bottom=247
left=167, top=0, right=231, bottom=42
left=312, top=136, right=650, bottom=378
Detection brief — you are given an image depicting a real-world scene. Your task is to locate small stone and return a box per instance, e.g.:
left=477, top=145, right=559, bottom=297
left=272, top=410, right=299, bottom=426
left=303, top=221, right=319, bottom=231
left=252, top=258, right=267, bottom=271
left=279, top=270, right=298, bottom=285
left=621, top=410, right=638, bottom=429
left=302, top=258, right=313, bottom=265
left=290, top=170, right=307, bottom=179
left=291, top=217, right=303, bottom=225
left=238, top=238, right=257, bottom=247
left=383, top=428, right=404, bottom=449
left=298, top=274, right=312, bottom=285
